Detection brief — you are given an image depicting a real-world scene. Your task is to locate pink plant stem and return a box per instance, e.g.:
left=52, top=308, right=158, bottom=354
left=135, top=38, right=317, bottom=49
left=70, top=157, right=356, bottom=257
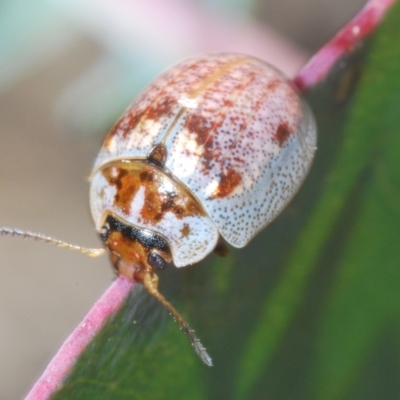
left=294, top=0, right=396, bottom=91
left=24, top=276, right=133, bottom=400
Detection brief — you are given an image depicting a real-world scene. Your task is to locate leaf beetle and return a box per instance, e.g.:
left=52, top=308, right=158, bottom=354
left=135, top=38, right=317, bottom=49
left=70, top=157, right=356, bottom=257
left=1, top=53, right=317, bottom=366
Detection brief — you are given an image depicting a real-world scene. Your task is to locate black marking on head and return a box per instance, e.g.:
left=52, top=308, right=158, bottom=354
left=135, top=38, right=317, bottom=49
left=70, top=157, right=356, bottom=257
left=101, top=215, right=170, bottom=253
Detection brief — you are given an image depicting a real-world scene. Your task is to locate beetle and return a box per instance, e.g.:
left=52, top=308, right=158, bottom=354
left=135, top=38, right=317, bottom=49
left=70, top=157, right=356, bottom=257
left=1, top=53, right=316, bottom=366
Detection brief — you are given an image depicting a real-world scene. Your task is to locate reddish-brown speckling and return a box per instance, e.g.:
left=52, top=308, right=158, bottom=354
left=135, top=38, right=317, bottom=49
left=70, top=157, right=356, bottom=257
left=274, top=122, right=293, bottom=147
left=223, top=99, right=234, bottom=108
left=213, top=168, right=242, bottom=199
left=146, top=96, right=175, bottom=121
left=180, top=224, right=191, bottom=238
left=187, top=114, right=213, bottom=143
left=186, top=114, right=220, bottom=147
left=267, top=79, right=280, bottom=91
left=104, top=110, right=145, bottom=150
left=104, top=96, right=175, bottom=150
left=187, top=113, right=224, bottom=172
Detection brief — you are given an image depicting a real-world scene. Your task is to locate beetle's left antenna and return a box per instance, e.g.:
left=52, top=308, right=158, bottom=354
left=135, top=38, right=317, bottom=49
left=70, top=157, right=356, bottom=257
left=0, top=227, right=105, bottom=257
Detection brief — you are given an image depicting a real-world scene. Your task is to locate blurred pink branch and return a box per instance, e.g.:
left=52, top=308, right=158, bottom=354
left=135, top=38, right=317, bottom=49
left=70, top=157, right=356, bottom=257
left=24, top=276, right=133, bottom=400
left=295, top=0, right=395, bottom=91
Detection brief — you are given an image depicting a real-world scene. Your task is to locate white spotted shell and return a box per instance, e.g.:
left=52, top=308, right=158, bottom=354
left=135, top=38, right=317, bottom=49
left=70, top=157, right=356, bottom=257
left=90, top=53, right=317, bottom=267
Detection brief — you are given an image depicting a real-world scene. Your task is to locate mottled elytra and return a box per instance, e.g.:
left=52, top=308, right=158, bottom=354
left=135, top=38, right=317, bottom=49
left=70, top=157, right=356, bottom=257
left=1, top=53, right=317, bottom=366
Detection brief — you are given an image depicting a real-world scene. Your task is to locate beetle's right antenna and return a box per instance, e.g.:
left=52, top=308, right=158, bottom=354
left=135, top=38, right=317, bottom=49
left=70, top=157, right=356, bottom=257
left=142, top=271, right=213, bottom=367
left=0, top=227, right=105, bottom=257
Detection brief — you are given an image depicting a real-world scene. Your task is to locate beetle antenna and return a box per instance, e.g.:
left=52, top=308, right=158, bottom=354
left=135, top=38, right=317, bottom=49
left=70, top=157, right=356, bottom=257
left=143, top=272, right=213, bottom=367
left=151, top=289, right=213, bottom=366
left=0, top=227, right=105, bottom=257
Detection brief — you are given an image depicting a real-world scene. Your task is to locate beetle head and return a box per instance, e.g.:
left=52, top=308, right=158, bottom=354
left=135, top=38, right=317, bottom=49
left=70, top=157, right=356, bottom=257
left=100, top=214, right=172, bottom=283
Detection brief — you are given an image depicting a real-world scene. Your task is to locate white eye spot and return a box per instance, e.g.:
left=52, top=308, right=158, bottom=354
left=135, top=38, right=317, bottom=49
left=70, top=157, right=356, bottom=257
left=108, top=137, right=117, bottom=153
left=126, top=120, right=162, bottom=150
left=130, top=186, right=146, bottom=216
left=204, top=180, right=219, bottom=197
left=186, top=138, right=202, bottom=154
left=178, top=97, right=199, bottom=109
left=143, top=119, right=162, bottom=139
left=110, top=167, right=118, bottom=178
left=159, top=178, right=175, bottom=194
left=171, top=130, right=203, bottom=178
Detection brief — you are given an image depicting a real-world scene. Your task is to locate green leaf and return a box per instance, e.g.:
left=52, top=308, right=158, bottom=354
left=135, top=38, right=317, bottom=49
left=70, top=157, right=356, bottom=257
left=312, top=3, right=400, bottom=399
